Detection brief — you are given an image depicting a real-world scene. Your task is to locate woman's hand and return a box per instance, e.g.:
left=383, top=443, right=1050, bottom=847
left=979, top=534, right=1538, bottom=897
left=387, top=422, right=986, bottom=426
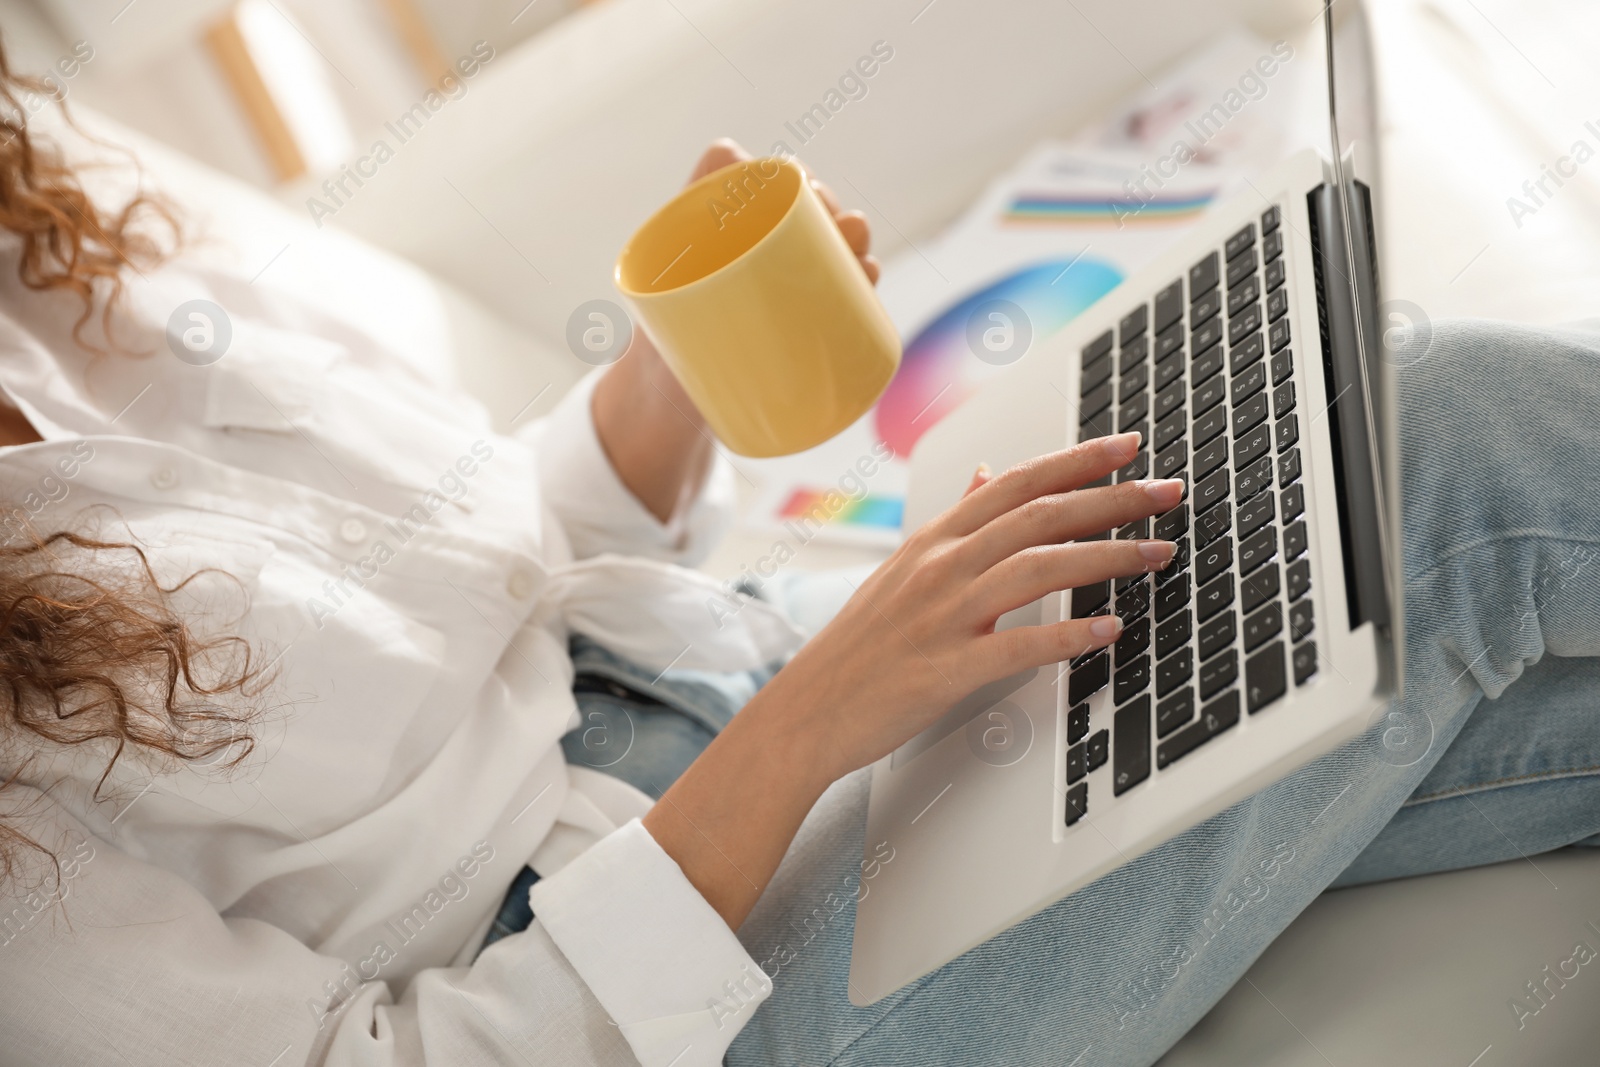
left=766, top=432, right=1181, bottom=782
left=644, top=433, right=1183, bottom=928
left=591, top=139, right=878, bottom=522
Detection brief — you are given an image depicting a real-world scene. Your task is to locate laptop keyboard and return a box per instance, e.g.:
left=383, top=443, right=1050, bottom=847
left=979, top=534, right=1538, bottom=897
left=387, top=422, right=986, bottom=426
left=1062, top=205, right=1320, bottom=828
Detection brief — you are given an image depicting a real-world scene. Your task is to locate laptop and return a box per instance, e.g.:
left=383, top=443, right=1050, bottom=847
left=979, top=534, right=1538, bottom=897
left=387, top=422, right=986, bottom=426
left=849, top=0, right=1401, bottom=1005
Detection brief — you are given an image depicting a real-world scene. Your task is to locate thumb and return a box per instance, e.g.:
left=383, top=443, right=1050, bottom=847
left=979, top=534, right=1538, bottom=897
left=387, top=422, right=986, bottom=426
left=689, top=138, right=751, bottom=183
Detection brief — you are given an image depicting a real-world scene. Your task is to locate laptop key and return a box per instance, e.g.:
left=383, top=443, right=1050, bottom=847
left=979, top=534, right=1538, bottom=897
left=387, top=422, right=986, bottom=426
left=1261, top=204, right=1281, bottom=235
left=1154, top=350, right=1186, bottom=391
left=1238, top=524, right=1277, bottom=575
left=1290, top=600, right=1315, bottom=643
left=1119, top=392, right=1149, bottom=432
left=1156, top=536, right=1190, bottom=587
left=1114, top=655, right=1152, bottom=705
left=1194, top=433, right=1229, bottom=482
left=1235, top=420, right=1272, bottom=471
left=1156, top=647, right=1193, bottom=698
left=1064, top=782, right=1089, bottom=826
left=1117, top=450, right=1150, bottom=482
left=1154, top=504, right=1189, bottom=542
left=1081, top=380, right=1113, bottom=417
left=1270, top=348, right=1293, bottom=386
left=1269, top=317, right=1291, bottom=353
left=1267, top=287, right=1288, bottom=323
left=1155, top=439, right=1188, bottom=480
left=1233, top=391, right=1270, bottom=438
left=1228, top=304, right=1262, bottom=347
left=1119, top=335, right=1150, bottom=375
left=1191, top=315, right=1223, bottom=355
left=1155, top=279, right=1184, bottom=332
left=1246, top=641, right=1288, bottom=713
left=1241, top=563, right=1281, bottom=615
left=1084, top=329, right=1115, bottom=364
left=1227, top=276, right=1259, bottom=317
left=1087, top=728, right=1109, bottom=769
left=1237, top=491, right=1275, bottom=539
left=1079, top=410, right=1114, bottom=442
left=1276, top=419, right=1299, bottom=463
left=1274, top=379, right=1296, bottom=418
left=1119, top=360, right=1149, bottom=401
left=1116, top=517, right=1151, bottom=541
left=1292, top=641, right=1318, bottom=685
left=1278, top=447, right=1302, bottom=486
left=1225, top=223, right=1256, bottom=260
left=1154, top=407, right=1188, bottom=452
left=1287, top=558, right=1312, bottom=602
left=1281, top=482, right=1305, bottom=523
left=1242, top=602, right=1282, bottom=652
left=1112, top=695, right=1152, bottom=795
left=1120, top=305, right=1149, bottom=346
left=1154, top=579, right=1189, bottom=622
left=1195, top=500, right=1232, bottom=549
left=1118, top=579, right=1152, bottom=620
left=1235, top=455, right=1274, bottom=503
left=1067, top=741, right=1087, bottom=784
left=1195, top=536, right=1232, bottom=585
left=1192, top=373, right=1227, bottom=416
left=1193, top=404, right=1229, bottom=447
left=1115, top=615, right=1151, bottom=666
left=1189, top=251, right=1219, bottom=297
left=1083, top=353, right=1114, bottom=393
left=1232, top=359, right=1267, bottom=402
left=1196, top=572, right=1235, bottom=622
left=1191, top=342, right=1224, bottom=385
left=1265, top=256, right=1286, bottom=292
left=1263, top=229, right=1284, bottom=263
left=1197, top=610, right=1236, bottom=661
left=1072, top=580, right=1110, bottom=618
left=1199, top=648, right=1238, bottom=700
left=1155, top=377, right=1186, bottom=422
left=1284, top=519, right=1308, bottom=560
left=1067, top=651, right=1110, bottom=705
left=1067, top=701, right=1091, bottom=744
left=1230, top=332, right=1264, bottom=375
left=1226, top=250, right=1256, bottom=290
left=1190, top=287, right=1221, bottom=327
left=1193, top=467, right=1230, bottom=514
left=1154, top=321, right=1185, bottom=361
left=1156, top=688, right=1240, bottom=768
left=1156, top=609, right=1192, bottom=658
left=1156, top=686, right=1195, bottom=738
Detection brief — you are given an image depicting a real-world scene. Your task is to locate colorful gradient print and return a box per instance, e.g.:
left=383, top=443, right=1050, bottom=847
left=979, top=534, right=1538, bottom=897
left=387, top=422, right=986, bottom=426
left=874, top=256, right=1124, bottom=458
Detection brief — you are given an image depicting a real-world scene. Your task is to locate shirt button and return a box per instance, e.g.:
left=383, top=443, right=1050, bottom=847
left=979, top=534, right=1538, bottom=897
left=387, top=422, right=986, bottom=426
left=339, top=518, right=367, bottom=544
left=506, top=569, right=536, bottom=599
left=150, top=466, right=179, bottom=490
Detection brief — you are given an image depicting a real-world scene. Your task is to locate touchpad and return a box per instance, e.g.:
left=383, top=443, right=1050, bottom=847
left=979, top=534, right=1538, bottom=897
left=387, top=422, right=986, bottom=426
left=890, top=599, right=1042, bottom=770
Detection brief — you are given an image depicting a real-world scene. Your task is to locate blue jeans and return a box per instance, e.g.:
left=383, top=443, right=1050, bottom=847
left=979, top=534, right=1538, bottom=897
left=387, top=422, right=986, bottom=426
left=721, top=319, right=1600, bottom=1065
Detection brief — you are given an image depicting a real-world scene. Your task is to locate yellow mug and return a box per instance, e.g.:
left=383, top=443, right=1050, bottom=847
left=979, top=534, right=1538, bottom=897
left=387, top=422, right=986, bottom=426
left=615, top=157, right=902, bottom=458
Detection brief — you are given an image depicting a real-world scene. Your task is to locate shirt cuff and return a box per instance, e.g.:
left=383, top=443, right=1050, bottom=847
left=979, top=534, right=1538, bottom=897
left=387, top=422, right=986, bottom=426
left=529, top=819, right=772, bottom=1067
left=527, top=369, right=734, bottom=567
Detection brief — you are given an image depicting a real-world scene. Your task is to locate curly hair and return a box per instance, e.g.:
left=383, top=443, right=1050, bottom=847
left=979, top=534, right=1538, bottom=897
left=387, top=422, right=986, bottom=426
left=0, top=36, right=176, bottom=350
left=0, top=39, right=264, bottom=888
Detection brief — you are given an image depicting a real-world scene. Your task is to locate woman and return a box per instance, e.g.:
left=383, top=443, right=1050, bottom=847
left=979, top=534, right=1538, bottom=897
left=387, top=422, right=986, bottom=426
left=1, top=42, right=1598, bottom=1067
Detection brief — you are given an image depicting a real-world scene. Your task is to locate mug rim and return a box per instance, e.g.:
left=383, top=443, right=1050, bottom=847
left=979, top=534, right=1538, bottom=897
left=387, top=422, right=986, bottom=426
left=614, top=155, right=808, bottom=299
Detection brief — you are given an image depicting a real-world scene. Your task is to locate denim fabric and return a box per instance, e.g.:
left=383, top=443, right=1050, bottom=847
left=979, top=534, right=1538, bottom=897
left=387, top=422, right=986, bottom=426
left=724, top=319, right=1600, bottom=1066
left=480, top=636, right=780, bottom=953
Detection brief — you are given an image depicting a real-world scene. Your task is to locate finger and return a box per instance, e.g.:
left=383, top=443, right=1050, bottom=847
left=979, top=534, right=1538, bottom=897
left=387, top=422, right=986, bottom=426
left=690, top=138, right=750, bottom=182
left=861, top=254, right=881, bottom=285
left=971, top=538, right=1175, bottom=622
left=835, top=210, right=871, bottom=256
left=961, top=463, right=992, bottom=499
left=942, top=432, right=1142, bottom=536
left=810, top=177, right=844, bottom=217
left=961, top=477, right=1184, bottom=571
left=987, top=614, right=1125, bottom=675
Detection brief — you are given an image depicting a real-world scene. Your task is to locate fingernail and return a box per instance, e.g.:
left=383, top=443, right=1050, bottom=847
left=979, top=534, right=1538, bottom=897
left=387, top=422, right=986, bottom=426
left=1089, top=615, right=1122, bottom=639
left=1138, top=540, right=1175, bottom=566
left=1101, top=431, right=1141, bottom=463
left=975, top=462, right=991, bottom=478
left=1139, top=479, right=1184, bottom=504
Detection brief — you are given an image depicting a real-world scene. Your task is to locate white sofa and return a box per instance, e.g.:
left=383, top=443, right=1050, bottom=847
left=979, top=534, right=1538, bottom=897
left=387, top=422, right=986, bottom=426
left=17, top=0, right=1600, bottom=1060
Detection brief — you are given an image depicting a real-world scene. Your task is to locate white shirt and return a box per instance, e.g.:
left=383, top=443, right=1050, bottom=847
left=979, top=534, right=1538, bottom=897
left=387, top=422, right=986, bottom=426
left=0, top=243, right=803, bottom=1066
